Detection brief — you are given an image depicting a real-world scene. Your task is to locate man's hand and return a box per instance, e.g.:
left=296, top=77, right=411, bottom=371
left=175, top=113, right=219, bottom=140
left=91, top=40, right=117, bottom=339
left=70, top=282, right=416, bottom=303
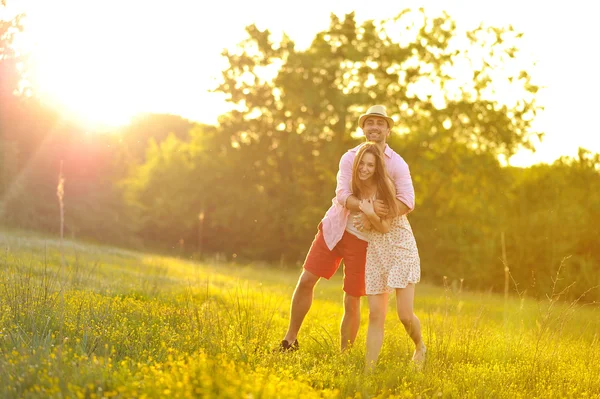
left=373, top=200, right=389, bottom=218
left=353, top=212, right=372, bottom=232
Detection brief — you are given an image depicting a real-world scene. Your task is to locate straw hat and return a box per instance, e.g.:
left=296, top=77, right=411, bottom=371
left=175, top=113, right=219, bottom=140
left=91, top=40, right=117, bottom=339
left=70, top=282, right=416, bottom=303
left=358, top=105, right=394, bottom=129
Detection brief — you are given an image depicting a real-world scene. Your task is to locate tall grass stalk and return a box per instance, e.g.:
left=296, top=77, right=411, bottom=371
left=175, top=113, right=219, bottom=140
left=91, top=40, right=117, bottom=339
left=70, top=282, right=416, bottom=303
left=56, top=160, right=65, bottom=268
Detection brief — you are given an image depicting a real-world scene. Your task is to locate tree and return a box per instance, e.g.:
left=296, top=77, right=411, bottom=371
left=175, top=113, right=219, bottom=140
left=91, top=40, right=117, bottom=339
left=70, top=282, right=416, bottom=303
left=123, top=10, right=541, bottom=263
left=114, top=113, right=196, bottom=165
left=209, top=10, right=540, bottom=261
left=505, top=148, right=600, bottom=300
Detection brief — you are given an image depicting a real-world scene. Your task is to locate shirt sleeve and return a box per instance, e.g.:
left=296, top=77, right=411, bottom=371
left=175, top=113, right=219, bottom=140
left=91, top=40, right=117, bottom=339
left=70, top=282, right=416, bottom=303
left=335, top=151, right=354, bottom=208
left=392, top=156, right=415, bottom=212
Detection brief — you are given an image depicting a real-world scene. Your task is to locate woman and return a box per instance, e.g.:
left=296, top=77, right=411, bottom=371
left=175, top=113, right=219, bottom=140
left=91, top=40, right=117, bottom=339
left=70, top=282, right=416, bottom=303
left=351, top=142, right=426, bottom=371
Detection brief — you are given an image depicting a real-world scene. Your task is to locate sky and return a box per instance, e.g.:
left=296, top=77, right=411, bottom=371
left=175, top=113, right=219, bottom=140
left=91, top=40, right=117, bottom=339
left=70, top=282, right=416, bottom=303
left=9, top=0, right=600, bottom=167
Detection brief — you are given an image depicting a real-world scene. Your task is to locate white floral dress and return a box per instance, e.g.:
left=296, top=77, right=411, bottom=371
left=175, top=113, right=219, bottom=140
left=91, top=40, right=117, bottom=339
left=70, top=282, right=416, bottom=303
left=365, top=214, right=421, bottom=295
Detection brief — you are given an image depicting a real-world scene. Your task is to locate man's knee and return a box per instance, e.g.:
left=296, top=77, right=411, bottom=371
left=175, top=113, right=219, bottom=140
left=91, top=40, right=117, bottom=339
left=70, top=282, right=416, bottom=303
left=298, top=270, right=320, bottom=289
left=344, top=294, right=361, bottom=314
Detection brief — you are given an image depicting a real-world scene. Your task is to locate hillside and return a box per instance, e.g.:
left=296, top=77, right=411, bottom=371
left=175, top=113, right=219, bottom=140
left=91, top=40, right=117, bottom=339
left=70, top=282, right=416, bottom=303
left=1, top=229, right=599, bottom=398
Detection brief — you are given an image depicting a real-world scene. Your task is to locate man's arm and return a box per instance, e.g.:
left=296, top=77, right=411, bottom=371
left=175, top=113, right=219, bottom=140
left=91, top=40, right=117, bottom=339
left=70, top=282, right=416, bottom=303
left=345, top=196, right=361, bottom=212
left=394, top=198, right=411, bottom=215
left=390, top=156, right=415, bottom=215
left=335, top=151, right=361, bottom=211
left=372, top=175, right=410, bottom=217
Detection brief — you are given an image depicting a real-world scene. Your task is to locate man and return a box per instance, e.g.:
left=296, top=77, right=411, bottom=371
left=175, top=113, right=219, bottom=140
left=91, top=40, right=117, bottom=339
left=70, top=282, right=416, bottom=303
left=278, top=105, right=415, bottom=352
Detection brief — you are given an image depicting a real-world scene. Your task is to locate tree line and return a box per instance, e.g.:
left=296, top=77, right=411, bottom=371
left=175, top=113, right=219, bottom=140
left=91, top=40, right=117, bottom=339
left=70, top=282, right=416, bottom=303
left=1, top=8, right=598, bottom=301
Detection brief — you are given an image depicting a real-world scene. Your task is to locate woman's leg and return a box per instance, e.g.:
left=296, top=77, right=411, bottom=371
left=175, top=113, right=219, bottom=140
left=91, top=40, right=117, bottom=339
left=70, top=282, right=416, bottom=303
left=395, top=284, right=426, bottom=362
left=365, top=293, right=389, bottom=372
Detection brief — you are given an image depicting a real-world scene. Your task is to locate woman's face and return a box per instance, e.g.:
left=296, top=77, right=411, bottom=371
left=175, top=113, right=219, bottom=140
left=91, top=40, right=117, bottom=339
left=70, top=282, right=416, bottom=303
left=358, top=152, right=376, bottom=182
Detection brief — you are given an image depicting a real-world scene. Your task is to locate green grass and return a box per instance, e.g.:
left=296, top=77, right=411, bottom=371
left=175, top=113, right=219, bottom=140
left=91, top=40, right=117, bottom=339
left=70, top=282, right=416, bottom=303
left=1, top=229, right=599, bottom=398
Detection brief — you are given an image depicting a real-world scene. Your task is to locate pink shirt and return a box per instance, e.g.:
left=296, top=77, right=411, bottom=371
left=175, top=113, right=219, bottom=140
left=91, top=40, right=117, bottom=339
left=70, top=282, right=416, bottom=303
left=321, top=144, right=415, bottom=250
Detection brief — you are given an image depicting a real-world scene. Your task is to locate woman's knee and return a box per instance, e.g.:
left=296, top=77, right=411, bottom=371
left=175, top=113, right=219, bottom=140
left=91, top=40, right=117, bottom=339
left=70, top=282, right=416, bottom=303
left=369, top=306, right=386, bottom=325
left=397, top=310, right=414, bottom=327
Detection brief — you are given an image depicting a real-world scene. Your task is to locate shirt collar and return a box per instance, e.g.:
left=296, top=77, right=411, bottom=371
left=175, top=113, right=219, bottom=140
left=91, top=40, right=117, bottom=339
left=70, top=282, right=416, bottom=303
left=382, top=144, right=393, bottom=158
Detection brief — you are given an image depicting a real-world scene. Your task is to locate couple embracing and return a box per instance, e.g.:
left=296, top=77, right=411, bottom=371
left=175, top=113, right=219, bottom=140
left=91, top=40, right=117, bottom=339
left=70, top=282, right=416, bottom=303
left=277, top=105, right=426, bottom=371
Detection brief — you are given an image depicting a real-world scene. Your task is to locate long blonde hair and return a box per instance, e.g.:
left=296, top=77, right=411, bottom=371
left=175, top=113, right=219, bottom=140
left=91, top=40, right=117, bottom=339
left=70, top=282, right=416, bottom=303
left=351, top=142, right=399, bottom=217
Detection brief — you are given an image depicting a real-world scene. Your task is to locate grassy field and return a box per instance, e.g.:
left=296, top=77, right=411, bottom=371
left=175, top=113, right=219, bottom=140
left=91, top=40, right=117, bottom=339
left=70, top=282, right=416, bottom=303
left=1, top=229, right=599, bottom=398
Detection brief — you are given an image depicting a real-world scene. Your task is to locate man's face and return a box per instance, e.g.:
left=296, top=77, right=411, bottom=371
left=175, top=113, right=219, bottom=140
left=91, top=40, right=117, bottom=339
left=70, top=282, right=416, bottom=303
left=362, top=116, right=390, bottom=143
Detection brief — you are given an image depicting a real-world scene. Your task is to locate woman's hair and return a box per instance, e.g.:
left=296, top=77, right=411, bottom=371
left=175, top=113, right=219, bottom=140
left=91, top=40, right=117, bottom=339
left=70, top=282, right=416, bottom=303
left=351, top=142, right=399, bottom=218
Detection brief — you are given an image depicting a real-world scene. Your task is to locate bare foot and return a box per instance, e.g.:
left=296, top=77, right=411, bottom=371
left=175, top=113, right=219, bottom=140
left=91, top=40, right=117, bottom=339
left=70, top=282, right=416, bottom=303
left=412, top=343, right=426, bottom=369
left=364, top=360, right=376, bottom=375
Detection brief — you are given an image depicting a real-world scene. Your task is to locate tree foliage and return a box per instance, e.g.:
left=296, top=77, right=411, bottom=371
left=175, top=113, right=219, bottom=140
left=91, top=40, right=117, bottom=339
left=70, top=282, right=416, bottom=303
left=190, top=10, right=540, bottom=261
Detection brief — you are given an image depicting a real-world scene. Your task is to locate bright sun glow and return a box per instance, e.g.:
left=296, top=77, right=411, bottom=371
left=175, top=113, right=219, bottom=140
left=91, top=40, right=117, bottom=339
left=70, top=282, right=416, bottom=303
left=20, top=0, right=234, bottom=130
left=14, top=0, right=600, bottom=164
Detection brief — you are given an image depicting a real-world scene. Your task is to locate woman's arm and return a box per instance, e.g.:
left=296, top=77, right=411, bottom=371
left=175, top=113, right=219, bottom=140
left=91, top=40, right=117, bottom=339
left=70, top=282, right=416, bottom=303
left=359, top=199, right=390, bottom=233
left=366, top=212, right=390, bottom=234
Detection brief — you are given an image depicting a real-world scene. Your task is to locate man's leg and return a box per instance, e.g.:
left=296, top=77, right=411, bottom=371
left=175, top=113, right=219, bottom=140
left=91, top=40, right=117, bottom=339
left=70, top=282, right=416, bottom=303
left=279, top=222, right=340, bottom=351
left=337, top=231, right=368, bottom=351
left=282, top=270, right=320, bottom=344
left=341, top=293, right=361, bottom=351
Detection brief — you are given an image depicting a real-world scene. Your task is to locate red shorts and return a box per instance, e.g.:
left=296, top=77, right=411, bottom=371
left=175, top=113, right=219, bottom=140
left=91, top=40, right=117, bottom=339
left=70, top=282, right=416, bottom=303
left=303, top=223, right=368, bottom=297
